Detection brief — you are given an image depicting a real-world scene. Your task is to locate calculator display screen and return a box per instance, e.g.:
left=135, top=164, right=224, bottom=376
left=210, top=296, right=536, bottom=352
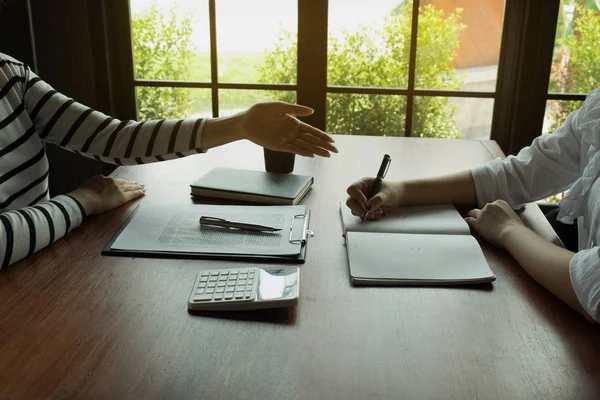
left=257, top=268, right=299, bottom=301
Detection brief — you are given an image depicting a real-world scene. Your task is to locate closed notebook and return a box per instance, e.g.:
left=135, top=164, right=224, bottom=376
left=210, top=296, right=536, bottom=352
left=190, top=167, right=313, bottom=205
left=340, top=204, right=495, bottom=285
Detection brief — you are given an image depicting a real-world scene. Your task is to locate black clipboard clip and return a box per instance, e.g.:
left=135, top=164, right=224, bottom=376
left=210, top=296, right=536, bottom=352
left=289, top=210, right=313, bottom=245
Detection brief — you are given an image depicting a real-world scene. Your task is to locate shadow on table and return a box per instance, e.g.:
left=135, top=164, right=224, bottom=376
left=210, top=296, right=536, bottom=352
left=188, top=305, right=297, bottom=325
left=485, top=239, right=600, bottom=387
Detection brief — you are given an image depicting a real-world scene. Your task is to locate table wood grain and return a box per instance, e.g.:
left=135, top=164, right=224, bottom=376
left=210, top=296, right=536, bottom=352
left=1, top=135, right=599, bottom=400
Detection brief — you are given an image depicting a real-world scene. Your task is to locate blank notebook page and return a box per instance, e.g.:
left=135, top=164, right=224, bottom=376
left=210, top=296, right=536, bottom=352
left=340, top=204, right=471, bottom=235
left=346, top=231, right=493, bottom=282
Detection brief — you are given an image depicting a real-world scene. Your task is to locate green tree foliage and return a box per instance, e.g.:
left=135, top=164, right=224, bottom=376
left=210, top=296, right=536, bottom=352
left=132, top=5, right=195, bottom=120
left=259, top=2, right=466, bottom=138
left=548, top=5, right=600, bottom=132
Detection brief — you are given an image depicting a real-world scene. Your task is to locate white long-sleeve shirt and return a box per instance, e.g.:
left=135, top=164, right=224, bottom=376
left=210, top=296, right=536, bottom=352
left=0, top=53, right=205, bottom=268
left=471, top=87, right=600, bottom=322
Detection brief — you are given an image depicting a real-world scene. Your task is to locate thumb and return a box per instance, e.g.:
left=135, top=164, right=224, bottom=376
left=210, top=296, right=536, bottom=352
left=281, top=103, right=314, bottom=117
left=366, top=192, right=388, bottom=212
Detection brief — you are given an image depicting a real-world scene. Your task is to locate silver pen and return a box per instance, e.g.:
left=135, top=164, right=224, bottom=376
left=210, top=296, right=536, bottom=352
left=199, top=216, right=281, bottom=233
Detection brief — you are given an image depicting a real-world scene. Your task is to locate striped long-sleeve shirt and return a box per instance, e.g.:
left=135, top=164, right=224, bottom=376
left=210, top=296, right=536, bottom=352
left=0, top=53, right=206, bottom=269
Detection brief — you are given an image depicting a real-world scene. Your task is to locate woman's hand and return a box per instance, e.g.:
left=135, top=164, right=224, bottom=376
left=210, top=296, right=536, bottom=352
left=68, top=175, right=146, bottom=216
left=346, top=177, right=403, bottom=220
left=464, top=200, right=525, bottom=248
left=238, top=101, right=338, bottom=158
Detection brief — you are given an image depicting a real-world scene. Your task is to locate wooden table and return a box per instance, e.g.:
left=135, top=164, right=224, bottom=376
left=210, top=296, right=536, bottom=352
left=1, top=136, right=599, bottom=400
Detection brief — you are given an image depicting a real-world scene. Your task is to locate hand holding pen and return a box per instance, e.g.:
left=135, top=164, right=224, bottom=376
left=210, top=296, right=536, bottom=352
left=363, top=154, right=391, bottom=220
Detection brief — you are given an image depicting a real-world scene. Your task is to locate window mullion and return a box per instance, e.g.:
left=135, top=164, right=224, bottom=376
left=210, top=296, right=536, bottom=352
left=297, top=0, right=328, bottom=131
left=491, top=0, right=560, bottom=155
left=404, top=0, right=420, bottom=138
left=103, top=0, right=137, bottom=120
left=208, top=0, right=219, bottom=118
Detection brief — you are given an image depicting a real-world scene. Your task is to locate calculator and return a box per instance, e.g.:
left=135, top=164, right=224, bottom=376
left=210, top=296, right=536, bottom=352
left=187, top=266, right=300, bottom=311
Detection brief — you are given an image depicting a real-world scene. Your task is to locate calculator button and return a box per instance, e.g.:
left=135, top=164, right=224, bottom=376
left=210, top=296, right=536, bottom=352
left=190, top=268, right=262, bottom=309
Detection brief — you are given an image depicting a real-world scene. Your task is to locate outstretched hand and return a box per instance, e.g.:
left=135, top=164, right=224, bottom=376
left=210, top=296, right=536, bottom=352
left=239, top=101, right=338, bottom=158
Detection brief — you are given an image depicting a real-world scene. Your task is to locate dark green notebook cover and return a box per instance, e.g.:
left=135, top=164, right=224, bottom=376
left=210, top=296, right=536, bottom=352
left=190, top=167, right=314, bottom=205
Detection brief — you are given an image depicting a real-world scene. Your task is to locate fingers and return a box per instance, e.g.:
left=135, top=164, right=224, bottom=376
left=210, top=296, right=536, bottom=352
left=346, top=178, right=373, bottom=196
left=298, top=121, right=337, bottom=145
left=122, top=189, right=146, bottom=202
left=280, top=103, right=314, bottom=117
left=119, top=182, right=145, bottom=192
left=297, top=130, right=338, bottom=154
left=280, top=143, right=315, bottom=158
left=346, top=197, right=367, bottom=215
left=346, top=182, right=370, bottom=210
left=467, top=208, right=481, bottom=219
left=291, top=138, right=331, bottom=158
left=464, top=217, right=476, bottom=227
left=368, top=208, right=385, bottom=220
left=112, top=178, right=145, bottom=192
left=366, top=192, right=387, bottom=213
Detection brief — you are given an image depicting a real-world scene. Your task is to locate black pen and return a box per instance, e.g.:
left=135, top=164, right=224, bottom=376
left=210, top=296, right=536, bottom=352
left=364, top=154, right=391, bottom=220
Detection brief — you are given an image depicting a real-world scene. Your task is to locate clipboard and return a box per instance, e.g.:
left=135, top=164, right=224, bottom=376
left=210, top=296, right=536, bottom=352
left=102, top=204, right=312, bottom=264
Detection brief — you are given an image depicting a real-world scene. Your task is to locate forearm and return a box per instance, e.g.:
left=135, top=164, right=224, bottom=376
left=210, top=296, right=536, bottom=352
left=199, top=113, right=244, bottom=151
left=0, top=195, right=85, bottom=269
left=501, top=224, right=587, bottom=316
left=396, top=170, right=477, bottom=207
left=24, top=70, right=208, bottom=165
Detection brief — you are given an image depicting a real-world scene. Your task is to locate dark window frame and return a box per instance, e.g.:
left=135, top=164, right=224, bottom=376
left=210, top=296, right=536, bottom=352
left=103, top=0, right=572, bottom=155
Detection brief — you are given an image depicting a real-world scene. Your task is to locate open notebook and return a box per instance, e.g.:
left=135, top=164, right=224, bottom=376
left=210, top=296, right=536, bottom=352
left=340, top=204, right=495, bottom=285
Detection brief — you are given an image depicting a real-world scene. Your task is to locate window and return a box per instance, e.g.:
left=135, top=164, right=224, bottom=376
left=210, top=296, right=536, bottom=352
left=544, top=0, right=599, bottom=135
left=325, top=0, right=504, bottom=139
left=103, top=0, right=570, bottom=154
left=129, top=0, right=297, bottom=122
left=125, top=0, right=505, bottom=140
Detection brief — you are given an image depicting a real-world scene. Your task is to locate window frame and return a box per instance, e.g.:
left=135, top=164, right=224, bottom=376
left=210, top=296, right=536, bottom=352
left=102, top=0, right=568, bottom=155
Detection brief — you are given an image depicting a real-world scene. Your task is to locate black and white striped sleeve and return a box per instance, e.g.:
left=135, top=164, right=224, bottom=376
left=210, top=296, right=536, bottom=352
left=0, top=195, right=85, bottom=270
left=22, top=67, right=206, bottom=166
